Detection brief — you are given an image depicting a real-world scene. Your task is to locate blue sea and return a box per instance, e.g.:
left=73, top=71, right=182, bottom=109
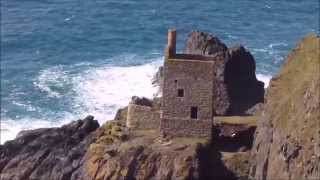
left=1, top=0, right=319, bottom=143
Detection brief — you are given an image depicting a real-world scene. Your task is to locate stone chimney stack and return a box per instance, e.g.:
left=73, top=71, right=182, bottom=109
left=165, top=28, right=176, bottom=59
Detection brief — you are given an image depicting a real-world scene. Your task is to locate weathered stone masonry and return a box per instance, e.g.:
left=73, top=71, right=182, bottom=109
left=160, top=29, right=214, bottom=138
left=126, top=99, right=161, bottom=130
left=125, top=29, right=215, bottom=139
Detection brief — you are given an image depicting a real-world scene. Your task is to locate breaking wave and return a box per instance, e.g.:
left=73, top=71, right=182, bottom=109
left=1, top=56, right=162, bottom=144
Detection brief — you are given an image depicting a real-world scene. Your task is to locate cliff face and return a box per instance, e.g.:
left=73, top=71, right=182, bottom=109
left=250, top=34, right=320, bottom=180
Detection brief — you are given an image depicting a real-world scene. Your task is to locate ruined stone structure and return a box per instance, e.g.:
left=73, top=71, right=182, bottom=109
left=126, top=97, right=161, bottom=129
left=160, top=29, right=213, bottom=138
left=126, top=29, right=214, bottom=139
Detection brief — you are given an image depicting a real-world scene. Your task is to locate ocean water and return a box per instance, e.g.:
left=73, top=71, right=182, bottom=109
left=1, top=0, right=319, bottom=143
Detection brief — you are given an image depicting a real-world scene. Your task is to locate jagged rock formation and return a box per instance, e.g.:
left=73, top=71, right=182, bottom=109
left=249, top=33, right=320, bottom=180
left=154, top=30, right=264, bottom=115
left=0, top=116, right=99, bottom=180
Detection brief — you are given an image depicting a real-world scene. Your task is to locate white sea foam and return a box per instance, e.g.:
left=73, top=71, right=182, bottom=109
left=33, top=66, right=68, bottom=98
left=257, top=74, right=272, bottom=88
left=1, top=57, right=162, bottom=144
left=12, top=101, right=37, bottom=112
left=0, top=117, right=72, bottom=144
left=70, top=59, right=162, bottom=123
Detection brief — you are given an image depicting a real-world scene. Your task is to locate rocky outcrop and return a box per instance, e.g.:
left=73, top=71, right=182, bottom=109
left=0, top=116, right=99, bottom=180
left=153, top=30, right=264, bottom=115
left=184, top=31, right=264, bottom=115
left=80, top=121, right=204, bottom=179
left=249, top=33, right=320, bottom=180
left=0, top=117, right=252, bottom=180
left=184, top=30, right=228, bottom=55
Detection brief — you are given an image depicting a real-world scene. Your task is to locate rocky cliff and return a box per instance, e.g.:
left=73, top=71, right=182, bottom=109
left=249, top=33, right=320, bottom=180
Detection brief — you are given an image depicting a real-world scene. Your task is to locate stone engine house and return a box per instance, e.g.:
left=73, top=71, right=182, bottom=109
left=160, top=29, right=213, bottom=138
left=126, top=29, right=214, bottom=139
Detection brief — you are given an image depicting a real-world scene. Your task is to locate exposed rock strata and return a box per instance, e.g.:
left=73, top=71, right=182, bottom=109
left=249, top=33, right=320, bottom=180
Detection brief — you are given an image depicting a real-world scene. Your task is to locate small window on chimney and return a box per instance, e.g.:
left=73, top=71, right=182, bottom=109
left=177, top=89, right=184, bottom=97
left=191, top=106, right=198, bottom=119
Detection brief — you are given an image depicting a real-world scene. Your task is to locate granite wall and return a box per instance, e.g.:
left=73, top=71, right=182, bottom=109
left=160, top=118, right=212, bottom=138
left=126, top=104, right=161, bottom=130
left=162, top=58, right=215, bottom=121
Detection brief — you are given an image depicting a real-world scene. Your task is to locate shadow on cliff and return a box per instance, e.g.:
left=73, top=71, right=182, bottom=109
left=224, top=46, right=265, bottom=115
left=197, top=144, right=237, bottom=180
left=197, top=126, right=255, bottom=179
left=212, top=126, right=256, bottom=152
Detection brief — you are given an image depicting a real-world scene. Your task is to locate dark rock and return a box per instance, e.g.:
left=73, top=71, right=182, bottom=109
left=224, top=45, right=265, bottom=115
left=184, top=30, right=228, bottom=55
left=130, top=96, right=153, bottom=107
left=212, top=124, right=256, bottom=152
left=0, top=116, right=99, bottom=180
